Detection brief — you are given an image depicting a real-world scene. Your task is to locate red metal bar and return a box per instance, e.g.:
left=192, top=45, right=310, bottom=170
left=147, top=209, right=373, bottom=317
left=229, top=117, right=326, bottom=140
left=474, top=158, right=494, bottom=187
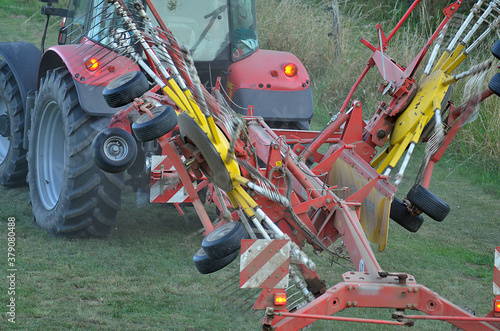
left=386, top=0, right=422, bottom=43
left=274, top=312, right=405, bottom=325
left=300, top=112, right=349, bottom=162
left=403, top=315, right=500, bottom=322
left=269, top=276, right=500, bottom=331
left=157, top=136, right=214, bottom=234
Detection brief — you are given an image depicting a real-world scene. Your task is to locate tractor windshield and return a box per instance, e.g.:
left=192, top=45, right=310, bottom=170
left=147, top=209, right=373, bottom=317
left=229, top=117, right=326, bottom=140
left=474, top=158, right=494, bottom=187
left=149, top=0, right=258, bottom=62
left=230, top=0, right=258, bottom=61
left=150, top=0, right=231, bottom=62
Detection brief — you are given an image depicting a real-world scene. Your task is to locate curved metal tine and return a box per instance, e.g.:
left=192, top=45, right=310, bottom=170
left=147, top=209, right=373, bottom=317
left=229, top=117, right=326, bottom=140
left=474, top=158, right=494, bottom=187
left=446, top=0, right=484, bottom=52
left=462, top=1, right=498, bottom=47
left=424, top=22, right=450, bottom=75
left=466, top=14, right=500, bottom=53
left=133, top=4, right=188, bottom=90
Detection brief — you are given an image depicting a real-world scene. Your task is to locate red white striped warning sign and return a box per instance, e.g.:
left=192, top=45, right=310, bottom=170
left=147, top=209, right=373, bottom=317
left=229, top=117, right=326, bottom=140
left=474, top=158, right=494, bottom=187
left=494, top=246, right=500, bottom=295
left=240, top=239, right=290, bottom=289
left=150, top=155, right=194, bottom=204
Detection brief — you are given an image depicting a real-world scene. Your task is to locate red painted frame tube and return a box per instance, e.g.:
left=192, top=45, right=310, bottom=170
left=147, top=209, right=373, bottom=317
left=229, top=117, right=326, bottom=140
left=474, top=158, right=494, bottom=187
left=386, top=0, right=422, bottom=43
left=156, top=136, right=214, bottom=234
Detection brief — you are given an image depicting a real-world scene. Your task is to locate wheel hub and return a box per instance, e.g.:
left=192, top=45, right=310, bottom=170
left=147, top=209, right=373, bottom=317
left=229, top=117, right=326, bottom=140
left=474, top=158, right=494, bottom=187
left=104, top=136, right=128, bottom=161
left=0, top=114, right=10, bottom=138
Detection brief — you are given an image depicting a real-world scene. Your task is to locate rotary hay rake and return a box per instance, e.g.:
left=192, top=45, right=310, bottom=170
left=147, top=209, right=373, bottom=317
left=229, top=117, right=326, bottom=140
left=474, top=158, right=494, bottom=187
left=82, top=0, right=500, bottom=329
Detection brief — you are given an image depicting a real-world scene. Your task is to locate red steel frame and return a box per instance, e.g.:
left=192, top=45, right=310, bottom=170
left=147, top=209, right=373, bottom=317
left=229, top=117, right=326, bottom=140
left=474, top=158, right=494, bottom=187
left=104, top=0, right=500, bottom=329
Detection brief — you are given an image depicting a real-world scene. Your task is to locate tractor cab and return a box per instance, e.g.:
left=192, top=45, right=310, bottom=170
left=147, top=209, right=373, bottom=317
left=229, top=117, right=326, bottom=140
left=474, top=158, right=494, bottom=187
left=58, top=0, right=314, bottom=129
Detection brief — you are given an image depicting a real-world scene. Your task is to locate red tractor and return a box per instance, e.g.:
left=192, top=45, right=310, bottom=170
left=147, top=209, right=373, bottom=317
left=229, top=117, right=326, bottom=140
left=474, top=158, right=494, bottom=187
left=0, top=0, right=313, bottom=237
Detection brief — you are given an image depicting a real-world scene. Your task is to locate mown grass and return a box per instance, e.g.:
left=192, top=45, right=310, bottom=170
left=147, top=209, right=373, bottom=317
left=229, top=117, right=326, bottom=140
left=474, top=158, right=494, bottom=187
left=0, top=0, right=499, bottom=330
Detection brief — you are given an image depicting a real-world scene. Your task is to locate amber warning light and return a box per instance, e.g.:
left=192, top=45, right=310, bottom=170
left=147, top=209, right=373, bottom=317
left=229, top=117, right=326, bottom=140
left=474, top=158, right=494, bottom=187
left=274, top=293, right=287, bottom=306
left=495, top=299, right=500, bottom=313
left=85, top=58, right=100, bottom=71
left=284, top=63, right=298, bottom=77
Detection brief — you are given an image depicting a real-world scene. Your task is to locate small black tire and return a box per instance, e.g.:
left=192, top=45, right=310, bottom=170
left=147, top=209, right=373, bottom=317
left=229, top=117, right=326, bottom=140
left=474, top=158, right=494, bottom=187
left=131, top=106, right=178, bottom=142
left=406, top=184, right=450, bottom=222
left=202, top=222, right=248, bottom=259
left=0, top=61, right=28, bottom=187
left=488, top=73, right=500, bottom=97
left=92, top=127, right=137, bottom=173
left=102, top=71, right=150, bottom=108
left=390, top=198, right=424, bottom=233
left=193, top=247, right=239, bottom=274
left=491, top=40, right=500, bottom=60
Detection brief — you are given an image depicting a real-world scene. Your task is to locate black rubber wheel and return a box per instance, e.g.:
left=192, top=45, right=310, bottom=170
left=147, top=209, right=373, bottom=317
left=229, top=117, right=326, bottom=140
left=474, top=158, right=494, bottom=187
left=390, top=198, right=424, bottom=233
left=202, top=222, right=248, bottom=259
left=131, top=106, right=178, bottom=142
left=28, top=68, right=124, bottom=238
left=491, top=40, right=500, bottom=60
left=193, top=247, right=239, bottom=274
left=102, top=71, right=150, bottom=108
left=406, top=184, right=450, bottom=222
left=488, top=73, right=500, bottom=97
left=0, top=61, right=27, bottom=187
left=92, top=127, right=137, bottom=173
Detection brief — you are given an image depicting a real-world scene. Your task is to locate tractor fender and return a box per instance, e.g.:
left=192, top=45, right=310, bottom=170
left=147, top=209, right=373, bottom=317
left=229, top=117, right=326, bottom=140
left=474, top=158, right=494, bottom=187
left=0, top=42, right=42, bottom=112
left=38, top=44, right=142, bottom=116
left=226, top=49, right=313, bottom=123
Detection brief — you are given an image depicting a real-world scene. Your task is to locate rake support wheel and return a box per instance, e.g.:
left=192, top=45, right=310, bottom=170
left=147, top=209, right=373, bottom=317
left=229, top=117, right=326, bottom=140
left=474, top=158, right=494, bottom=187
left=193, top=247, right=239, bottom=274
left=406, top=184, right=450, bottom=222
left=102, top=71, right=150, bottom=108
left=202, top=222, right=247, bottom=259
left=92, top=127, right=137, bottom=173
left=390, top=198, right=424, bottom=233
left=131, top=106, right=178, bottom=142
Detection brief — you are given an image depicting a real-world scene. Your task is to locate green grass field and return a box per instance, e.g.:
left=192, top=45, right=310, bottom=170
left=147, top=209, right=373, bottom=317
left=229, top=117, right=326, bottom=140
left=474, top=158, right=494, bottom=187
left=1, top=1, right=499, bottom=330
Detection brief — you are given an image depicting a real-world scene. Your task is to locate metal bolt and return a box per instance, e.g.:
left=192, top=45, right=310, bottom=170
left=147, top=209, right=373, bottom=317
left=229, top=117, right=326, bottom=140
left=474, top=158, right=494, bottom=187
left=348, top=286, right=352, bottom=290
left=413, top=304, right=418, bottom=309
left=296, top=148, right=301, bottom=153
left=347, top=301, right=352, bottom=307
left=353, top=301, right=357, bottom=307
left=326, top=198, right=331, bottom=204
left=414, top=288, right=419, bottom=293
left=408, top=288, right=413, bottom=293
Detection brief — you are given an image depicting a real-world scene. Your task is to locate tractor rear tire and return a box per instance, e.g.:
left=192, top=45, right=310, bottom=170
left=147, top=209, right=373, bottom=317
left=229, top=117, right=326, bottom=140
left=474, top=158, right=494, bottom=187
left=390, top=198, right=424, bottom=233
left=92, top=127, right=137, bottom=173
left=491, top=40, right=500, bottom=60
left=193, top=247, right=239, bottom=274
left=28, top=68, right=124, bottom=238
left=102, top=71, right=150, bottom=108
left=406, top=184, right=450, bottom=222
left=488, top=73, right=500, bottom=97
left=202, top=222, right=248, bottom=259
left=0, top=61, right=28, bottom=187
left=131, top=106, right=178, bottom=142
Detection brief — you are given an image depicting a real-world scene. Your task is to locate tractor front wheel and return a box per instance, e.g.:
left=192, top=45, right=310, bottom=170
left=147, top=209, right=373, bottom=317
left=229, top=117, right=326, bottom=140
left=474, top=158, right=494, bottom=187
left=27, top=68, right=123, bottom=237
left=0, top=61, right=27, bottom=187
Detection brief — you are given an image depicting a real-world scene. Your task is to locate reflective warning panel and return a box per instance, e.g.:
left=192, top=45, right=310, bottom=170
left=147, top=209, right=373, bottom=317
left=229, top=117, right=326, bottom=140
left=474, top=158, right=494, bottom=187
left=240, top=239, right=290, bottom=289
